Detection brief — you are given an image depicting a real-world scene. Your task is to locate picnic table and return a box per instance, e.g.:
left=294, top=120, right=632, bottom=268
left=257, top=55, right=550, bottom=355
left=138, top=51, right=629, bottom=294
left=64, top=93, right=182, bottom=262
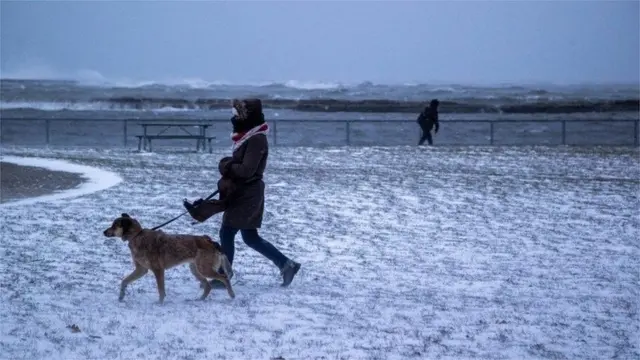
left=136, top=122, right=216, bottom=153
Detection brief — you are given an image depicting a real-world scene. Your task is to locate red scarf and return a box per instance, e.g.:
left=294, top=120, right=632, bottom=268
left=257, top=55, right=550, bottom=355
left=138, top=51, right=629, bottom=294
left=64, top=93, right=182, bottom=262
left=231, top=123, right=269, bottom=152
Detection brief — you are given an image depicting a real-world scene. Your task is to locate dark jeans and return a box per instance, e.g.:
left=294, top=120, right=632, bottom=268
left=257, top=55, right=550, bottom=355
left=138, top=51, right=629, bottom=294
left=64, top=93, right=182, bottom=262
left=219, top=225, right=289, bottom=270
left=418, top=129, right=433, bottom=145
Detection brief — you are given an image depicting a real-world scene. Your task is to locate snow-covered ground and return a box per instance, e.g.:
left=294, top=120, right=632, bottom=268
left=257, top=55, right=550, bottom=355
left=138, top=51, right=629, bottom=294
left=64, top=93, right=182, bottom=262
left=1, top=145, right=638, bottom=360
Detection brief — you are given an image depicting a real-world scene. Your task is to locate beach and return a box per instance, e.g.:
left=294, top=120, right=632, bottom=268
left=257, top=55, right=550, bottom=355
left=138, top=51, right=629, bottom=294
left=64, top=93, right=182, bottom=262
left=2, top=1, right=638, bottom=358
left=0, top=161, right=85, bottom=204
left=0, top=145, right=638, bottom=359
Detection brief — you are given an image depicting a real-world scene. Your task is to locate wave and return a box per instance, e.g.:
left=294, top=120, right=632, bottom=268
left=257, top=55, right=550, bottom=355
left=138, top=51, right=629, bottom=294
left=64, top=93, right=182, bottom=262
left=4, top=69, right=638, bottom=92
left=0, top=101, right=105, bottom=112
left=2, top=98, right=638, bottom=114
left=0, top=69, right=364, bottom=90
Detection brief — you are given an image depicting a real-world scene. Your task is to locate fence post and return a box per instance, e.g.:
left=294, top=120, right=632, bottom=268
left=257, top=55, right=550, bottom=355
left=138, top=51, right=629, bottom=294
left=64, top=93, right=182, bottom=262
left=346, top=121, right=351, bottom=145
left=489, top=121, right=494, bottom=145
left=273, top=120, right=277, bottom=146
left=634, top=120, right=639, bottom=147
left=45, top=119, right=50, bottom=145
left=561, top=120, right=566, bottom=145
left=123, top=119, right=128, bottom=147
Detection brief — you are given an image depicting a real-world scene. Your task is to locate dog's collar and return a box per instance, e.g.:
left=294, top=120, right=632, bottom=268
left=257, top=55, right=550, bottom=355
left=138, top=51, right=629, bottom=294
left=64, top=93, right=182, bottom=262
left=124, top=229, right=145, bottom=242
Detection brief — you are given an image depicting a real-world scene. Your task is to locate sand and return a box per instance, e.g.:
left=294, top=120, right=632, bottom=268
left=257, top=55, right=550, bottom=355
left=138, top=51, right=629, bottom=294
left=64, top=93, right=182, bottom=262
left=0, top=161, right=86, bottom=203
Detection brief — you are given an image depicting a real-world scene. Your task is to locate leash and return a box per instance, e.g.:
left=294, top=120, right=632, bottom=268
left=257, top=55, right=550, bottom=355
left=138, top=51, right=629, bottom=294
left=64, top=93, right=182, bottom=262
left=151, top=189, right=219, bottom=231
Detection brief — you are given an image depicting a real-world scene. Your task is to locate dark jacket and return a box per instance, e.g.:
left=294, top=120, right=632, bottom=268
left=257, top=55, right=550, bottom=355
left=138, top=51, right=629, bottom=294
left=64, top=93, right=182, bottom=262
left=220, top=134, right=269, bottom=229
left=183, top=98, right=268, bottom=227
left=417, top=107, right=439, bottom=133
left=182, top=137, right=266, bottom=227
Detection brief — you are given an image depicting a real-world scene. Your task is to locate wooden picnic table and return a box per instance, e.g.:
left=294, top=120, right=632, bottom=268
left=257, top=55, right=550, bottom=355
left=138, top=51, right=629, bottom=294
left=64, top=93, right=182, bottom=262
left=136, top=122, right=217, bottom=152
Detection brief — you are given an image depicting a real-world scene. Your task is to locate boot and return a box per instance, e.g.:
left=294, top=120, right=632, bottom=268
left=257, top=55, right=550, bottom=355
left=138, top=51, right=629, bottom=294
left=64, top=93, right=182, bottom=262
left=280, top=260, right=301, bottom=287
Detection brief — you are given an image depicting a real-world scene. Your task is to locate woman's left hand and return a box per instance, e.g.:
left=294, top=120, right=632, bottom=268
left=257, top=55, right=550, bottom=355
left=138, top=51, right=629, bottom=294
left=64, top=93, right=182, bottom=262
left=218, top=157, right=235, bottom=177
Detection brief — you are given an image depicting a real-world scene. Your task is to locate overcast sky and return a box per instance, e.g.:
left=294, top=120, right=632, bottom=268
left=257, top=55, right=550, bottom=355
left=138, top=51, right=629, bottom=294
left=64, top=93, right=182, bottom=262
left=1, top=1, right=638, bottom=85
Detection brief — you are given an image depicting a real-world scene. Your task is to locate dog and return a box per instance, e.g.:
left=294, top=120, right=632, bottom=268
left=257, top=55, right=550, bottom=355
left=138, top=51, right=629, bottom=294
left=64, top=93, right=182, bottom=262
left=103, top=213, right=235, bottom=303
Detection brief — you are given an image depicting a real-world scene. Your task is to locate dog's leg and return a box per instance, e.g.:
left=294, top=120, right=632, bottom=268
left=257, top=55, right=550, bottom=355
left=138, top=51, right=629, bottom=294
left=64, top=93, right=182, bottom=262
left=189, top=263, right=212, bottom=300
left=120, top=264, right=148, bottom=301
left=151, top=268, right=166, bottom=304
left=200, top=267, right=235, bottom=299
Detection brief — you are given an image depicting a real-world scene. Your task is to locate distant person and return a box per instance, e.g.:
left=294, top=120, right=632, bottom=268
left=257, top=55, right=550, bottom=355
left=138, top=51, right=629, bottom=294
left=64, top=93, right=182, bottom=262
left=417, top=99, right=440, bottom=146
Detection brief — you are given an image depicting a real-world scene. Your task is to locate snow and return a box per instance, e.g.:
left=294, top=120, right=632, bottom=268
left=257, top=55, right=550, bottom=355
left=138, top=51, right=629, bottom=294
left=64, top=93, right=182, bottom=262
left=0, top=155, right=123, bottom=207
left=0, top=145, right=638, bottom=360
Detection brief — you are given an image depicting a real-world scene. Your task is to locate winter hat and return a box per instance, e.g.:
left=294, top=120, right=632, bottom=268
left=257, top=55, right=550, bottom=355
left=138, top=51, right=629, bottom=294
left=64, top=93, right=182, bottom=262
left=231, top=98, right=265, bottom=133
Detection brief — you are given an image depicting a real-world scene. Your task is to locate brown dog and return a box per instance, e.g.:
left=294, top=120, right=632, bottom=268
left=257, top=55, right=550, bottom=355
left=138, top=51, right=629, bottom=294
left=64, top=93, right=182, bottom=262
left=103, top=213, right=235, bottom=304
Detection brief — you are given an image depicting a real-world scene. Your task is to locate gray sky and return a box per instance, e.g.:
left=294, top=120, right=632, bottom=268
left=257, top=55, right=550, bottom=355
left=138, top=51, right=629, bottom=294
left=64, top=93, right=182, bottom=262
left=1, top=1, right=639, bottom=85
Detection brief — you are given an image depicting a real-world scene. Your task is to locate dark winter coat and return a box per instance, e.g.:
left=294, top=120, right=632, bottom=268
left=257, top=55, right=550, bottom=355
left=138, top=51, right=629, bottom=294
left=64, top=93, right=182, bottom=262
left=183, top=138, right=267, bottom=227
left=183, top=97, right=268, bottom=227
left=417, top=107, right=439, bottom=133
left=219, top=134, right=269, bottom=229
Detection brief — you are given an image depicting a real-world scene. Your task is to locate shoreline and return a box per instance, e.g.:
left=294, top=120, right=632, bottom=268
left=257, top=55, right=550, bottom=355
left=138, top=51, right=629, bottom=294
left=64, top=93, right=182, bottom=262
left=0, top=162, right=86, bottom=204
left=0, top=156, right=123, bottom=207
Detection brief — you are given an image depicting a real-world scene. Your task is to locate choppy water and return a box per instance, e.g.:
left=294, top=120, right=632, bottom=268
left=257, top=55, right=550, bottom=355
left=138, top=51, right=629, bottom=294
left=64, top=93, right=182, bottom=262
left=1, top=78, right=638, bottom=147
left=2, top=78, right=639, bottom=118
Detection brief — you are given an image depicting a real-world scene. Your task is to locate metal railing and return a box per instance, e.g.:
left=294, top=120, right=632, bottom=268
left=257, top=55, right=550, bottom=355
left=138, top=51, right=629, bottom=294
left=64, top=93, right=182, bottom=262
left=1, top=118, right=638, bottom=148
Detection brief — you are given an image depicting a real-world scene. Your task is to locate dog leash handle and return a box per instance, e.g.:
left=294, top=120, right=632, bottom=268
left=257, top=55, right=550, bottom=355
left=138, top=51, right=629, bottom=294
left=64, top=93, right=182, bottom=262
left=188, top=177, right=258, bottom=226
left=151, top=190, right=220, bottom=231
left=187, top=189, right=221, bottom=226
left=204, top=189, right=220, bottom=200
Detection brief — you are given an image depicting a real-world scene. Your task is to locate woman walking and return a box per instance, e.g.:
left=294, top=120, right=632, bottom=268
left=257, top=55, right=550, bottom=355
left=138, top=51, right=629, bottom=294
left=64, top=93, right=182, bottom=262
left=186, top=98, right=301, bottom=287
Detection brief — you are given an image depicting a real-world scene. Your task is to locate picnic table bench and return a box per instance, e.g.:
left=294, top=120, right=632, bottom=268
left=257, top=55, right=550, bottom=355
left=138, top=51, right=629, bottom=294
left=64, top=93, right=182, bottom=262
left=136, top=122, right=216, bottom=153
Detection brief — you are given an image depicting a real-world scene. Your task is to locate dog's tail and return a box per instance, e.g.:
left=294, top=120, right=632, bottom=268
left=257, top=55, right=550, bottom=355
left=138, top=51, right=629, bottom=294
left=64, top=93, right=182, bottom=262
left=196, top=235, right=234, bottom=279
left=195, top=235, right=222, bottom=252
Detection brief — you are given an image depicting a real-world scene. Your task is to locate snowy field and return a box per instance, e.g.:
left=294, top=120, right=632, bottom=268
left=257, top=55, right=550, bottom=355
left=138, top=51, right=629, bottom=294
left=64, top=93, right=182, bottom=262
left=1, top=145, right=638, bottom=360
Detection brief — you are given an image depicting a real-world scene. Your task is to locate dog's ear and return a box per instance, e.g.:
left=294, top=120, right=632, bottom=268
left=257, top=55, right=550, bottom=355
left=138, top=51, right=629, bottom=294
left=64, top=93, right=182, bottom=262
left=121, top=213, right=130, bottom=218
left=120, top=217, right=133, bottom=233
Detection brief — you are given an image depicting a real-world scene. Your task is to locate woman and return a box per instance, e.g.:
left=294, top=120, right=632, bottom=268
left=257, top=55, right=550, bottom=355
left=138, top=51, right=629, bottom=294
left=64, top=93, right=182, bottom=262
left=205, top=98, right=301, bottom=288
